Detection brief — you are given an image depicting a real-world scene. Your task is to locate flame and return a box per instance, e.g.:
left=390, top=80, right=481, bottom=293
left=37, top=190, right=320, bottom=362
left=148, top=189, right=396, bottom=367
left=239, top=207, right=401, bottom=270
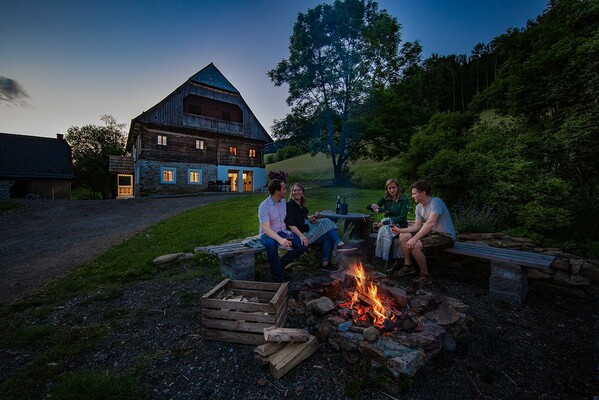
left=343, top=263, right=394, bottom=328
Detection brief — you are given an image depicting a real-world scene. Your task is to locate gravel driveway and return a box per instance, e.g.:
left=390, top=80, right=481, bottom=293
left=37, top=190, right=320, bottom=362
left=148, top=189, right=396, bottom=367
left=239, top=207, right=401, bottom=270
left=0, top=194, right=236, bottom=304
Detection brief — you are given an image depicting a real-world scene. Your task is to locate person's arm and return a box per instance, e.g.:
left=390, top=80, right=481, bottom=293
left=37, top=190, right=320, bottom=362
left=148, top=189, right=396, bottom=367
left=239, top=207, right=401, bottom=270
left=389, top=197, right=409, bottom=227
left=391, top=219, right=422, bottom=235
left=288, top=224, right=308, bottom=246
left=261, top=221, right=291, bottom=248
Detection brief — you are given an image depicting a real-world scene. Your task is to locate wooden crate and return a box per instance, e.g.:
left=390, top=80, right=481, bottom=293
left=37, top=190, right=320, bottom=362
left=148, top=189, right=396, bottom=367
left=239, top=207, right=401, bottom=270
left=201, top=279, right=288, bottom=345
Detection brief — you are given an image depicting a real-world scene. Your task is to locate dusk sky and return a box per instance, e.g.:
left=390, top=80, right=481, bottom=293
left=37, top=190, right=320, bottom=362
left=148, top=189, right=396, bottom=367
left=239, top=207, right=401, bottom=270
left=1, top=0, right=548, bottom=139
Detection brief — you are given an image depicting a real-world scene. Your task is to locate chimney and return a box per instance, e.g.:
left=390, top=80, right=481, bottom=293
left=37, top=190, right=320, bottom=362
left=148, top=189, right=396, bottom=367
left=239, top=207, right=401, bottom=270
left=57, top=133, right=64, bottom=140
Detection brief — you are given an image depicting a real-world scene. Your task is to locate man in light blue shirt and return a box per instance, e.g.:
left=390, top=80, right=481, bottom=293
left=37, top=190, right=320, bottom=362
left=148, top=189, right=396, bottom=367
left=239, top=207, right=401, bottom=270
left=258, top=179, right=307, bottom=281
left=391, top=180, right=456, bottom=285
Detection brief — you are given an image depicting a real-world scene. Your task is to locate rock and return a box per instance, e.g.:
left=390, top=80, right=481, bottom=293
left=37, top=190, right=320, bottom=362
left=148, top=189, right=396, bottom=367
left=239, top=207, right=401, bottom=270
left=307, top=296, right=336, bottom=316
left=424, top=303, right=460, bottom=326
left=570, top=258, right=586, bottom=275
left=527, top=268, right=553, bottom=280
left=338, top=321, right=352, bottom=332
left=387, top=350, right=425, bottom=377
left=335, top=332, right=363, bottom=351
left=363, top=326, right=379, bottom=342
left=581, top=263, right=599, bottom=282
left=358, top=341, right=387, bottom=365
left=551, top=258, right=571, bottom=271
left=554, top=270, right=591, bottom=286
left=152, top=253, right=192, bottom=265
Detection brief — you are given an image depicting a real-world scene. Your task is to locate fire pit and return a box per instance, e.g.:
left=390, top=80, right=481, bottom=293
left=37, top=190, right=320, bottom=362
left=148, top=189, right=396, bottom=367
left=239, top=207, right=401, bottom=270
left=293, top=262, right=472, bottom=377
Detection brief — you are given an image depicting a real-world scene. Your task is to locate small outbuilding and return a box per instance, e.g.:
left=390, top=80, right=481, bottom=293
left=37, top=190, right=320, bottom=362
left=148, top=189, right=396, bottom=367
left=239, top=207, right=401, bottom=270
left=0, top=133, right=74, bottom=199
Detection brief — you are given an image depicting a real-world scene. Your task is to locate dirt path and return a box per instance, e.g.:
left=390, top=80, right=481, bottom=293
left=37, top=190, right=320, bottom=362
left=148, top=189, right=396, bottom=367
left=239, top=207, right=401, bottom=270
left=0, top=194, right=238, bottom=304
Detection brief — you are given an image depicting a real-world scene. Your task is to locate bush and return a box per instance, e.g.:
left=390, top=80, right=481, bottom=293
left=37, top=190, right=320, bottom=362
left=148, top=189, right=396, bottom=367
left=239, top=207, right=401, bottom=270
left=268, top=170, right=288, bottom=183
left=452, top=204, right=503, bottom=233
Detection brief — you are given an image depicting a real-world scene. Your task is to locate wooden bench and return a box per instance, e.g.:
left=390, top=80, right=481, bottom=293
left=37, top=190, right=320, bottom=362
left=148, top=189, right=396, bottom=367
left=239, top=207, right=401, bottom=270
left=195, top=241, right=265, bottom=280
left=369, top=233, right=556, bottom=304
left=441, top=242, right=555, bottom=304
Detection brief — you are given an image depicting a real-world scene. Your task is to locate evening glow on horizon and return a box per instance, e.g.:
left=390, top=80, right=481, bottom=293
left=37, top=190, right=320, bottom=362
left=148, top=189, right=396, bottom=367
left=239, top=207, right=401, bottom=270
left=0, top=0, right=547, bottom=139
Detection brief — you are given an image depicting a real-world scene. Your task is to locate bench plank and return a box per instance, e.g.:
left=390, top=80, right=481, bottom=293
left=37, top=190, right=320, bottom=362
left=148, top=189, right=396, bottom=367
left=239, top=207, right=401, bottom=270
left=442, top=242, right=555, bottom=269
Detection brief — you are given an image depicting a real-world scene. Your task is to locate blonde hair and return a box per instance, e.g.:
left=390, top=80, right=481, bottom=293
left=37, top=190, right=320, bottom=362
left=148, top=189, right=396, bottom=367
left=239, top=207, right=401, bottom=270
left=384, top=178, right=402, bottom=200
left=288, top=183, right=307, bottom=206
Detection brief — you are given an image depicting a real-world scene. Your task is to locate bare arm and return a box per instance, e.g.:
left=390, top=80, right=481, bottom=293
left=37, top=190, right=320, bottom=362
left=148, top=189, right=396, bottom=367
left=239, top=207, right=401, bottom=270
left=261, top=221, right=291, bottom=248
left=391, top=220, right=423, bottom=235
left=411, top=213, right=439, bottom=242
left=288, top=225, right=308, bottom=246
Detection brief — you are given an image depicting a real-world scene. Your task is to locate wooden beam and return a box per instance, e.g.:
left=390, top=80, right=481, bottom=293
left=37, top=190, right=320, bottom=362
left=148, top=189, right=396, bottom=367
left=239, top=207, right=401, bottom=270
left=263, top=326, right=310, bottom=343
left=268, top=335, right=318, bottom=379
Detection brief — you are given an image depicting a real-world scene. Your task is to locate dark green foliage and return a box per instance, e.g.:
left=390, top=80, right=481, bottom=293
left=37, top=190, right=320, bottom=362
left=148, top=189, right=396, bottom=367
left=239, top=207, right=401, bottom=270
left=453, top=204, right=503, bottom=233
left=65, top=115, right=127, bottom=199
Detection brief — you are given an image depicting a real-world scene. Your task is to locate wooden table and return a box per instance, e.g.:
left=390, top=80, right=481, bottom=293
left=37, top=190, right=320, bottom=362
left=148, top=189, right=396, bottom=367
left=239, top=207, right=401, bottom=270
left=317, top=211, right=372, bottom=244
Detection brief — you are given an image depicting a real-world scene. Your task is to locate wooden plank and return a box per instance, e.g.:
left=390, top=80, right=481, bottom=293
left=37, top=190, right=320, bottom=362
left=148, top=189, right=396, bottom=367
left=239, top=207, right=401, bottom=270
left=254, top=342, right=287, bottom=357
left=201, top=308, right=276, bottom=324
left=268, top=335, right=318, bottom=379
left=228, top=289, right=276, bottom=301
left=231, top=280, right=282, bottom=291
left=202, top=298, right=274, bottom=313
left=270, top=282, right=289, bottom=306
left=203, top=318, right=273, bottom=333
left=442, top=242, right=555, bottom=268
left=264, top=327, right=310, bottom=343
left=202, top=329, right=264, bottom=345
left=201, top=279, right=230, bottom=300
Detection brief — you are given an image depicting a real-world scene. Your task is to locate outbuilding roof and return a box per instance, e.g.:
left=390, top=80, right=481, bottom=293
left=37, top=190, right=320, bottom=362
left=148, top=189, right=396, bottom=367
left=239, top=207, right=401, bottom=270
left=0, top=133, right=74, bottom=179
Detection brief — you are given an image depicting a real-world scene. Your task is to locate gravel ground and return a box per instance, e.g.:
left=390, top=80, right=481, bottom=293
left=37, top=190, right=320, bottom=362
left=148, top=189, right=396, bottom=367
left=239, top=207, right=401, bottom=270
left=0, top=197, right=598, bottom=399
left=0, top=195, right=237, bottom=304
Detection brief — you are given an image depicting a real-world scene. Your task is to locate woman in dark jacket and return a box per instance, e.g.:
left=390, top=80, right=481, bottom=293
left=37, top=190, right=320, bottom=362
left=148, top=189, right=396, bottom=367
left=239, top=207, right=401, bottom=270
left=285, top=183, right=352, bottom=270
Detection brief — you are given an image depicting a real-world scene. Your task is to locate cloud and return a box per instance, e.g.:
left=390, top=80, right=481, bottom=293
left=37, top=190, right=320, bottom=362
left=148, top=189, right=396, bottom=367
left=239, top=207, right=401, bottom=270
left=0, top=76, right=30, bottom=106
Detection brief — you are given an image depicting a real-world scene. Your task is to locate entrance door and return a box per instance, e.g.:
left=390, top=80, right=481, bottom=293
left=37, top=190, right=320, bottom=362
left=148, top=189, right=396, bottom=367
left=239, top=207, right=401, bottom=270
left=242, top=171, right=253, bottom=192
left=117, top=174, right=133, bottom=198
left=227, top=170, right=239, bottom=192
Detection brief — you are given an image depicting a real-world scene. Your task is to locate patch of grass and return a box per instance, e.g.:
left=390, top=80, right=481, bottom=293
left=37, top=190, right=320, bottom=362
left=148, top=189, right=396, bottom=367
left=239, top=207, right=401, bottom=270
left=0, top=200, right=18, bottom=213
left=51, top=370, right=147, bottom=399
left=71, top=186, right=102, bottom=200
left=343, top=359, right=405, bottom=397
left=0, top=324, right=57, bottom=348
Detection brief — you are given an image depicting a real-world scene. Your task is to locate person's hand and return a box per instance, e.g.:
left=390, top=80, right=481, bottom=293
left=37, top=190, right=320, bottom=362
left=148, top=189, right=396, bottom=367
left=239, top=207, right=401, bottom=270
left=279, top=238, right=291, bottom=248
left=370, top=203, right=380, bottom=212
left=309, top=217, right=318, bottom=224
left=390, top=226, right=400, bottom=234
left=300, top=234, right=308, bottom=246
left=376, top=221, right=383, bottom=229
left=407, top=237, right=417, bottom=250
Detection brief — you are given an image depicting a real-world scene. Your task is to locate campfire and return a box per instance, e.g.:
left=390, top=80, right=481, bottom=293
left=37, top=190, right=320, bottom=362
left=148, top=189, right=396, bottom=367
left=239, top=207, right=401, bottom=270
left=294, top=260, right=473, bottom=377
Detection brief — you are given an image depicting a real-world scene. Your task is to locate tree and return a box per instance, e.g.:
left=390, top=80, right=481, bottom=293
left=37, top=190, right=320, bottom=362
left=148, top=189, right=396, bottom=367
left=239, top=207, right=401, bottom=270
left=268, top=0, right=402, bottom=180
left=65, top=115, right=127, bottom=199
left=0, top=76, right=29, bottom=106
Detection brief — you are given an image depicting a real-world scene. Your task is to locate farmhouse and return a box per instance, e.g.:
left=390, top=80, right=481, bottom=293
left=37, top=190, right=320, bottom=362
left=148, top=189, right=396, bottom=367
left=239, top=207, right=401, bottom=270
left=0, top=133, right=74, bottom=199
left=124, top=63, right=273, bottom=197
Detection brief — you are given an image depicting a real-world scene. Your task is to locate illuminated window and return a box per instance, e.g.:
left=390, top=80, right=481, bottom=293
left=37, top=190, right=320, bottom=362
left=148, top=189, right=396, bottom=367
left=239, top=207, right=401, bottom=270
left=196, top=139, right=205, bottom=150
left=157, top=135, right=167, bottom=146
left=229, top=146, right=237, bottom=156
left=249, top=148, right=256, bottom=158
left=188, top=169, right=202, bottom=184
left=160, top=167, right=176, bottom=184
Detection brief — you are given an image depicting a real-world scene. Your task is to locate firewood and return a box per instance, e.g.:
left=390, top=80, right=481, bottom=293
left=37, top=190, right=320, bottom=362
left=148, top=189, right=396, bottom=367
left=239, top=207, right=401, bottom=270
left=268, top=335, right=318, bottom=379
left=263, top=327, right=310, bottom=343
left=254, top=341, right=287, bottom=357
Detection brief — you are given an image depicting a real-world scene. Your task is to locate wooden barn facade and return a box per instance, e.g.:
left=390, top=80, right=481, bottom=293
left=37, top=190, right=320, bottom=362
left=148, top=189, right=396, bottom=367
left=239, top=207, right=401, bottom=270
left=125, top=63, right=273, bottom=197
left=0, top=133, right=74, bottom=199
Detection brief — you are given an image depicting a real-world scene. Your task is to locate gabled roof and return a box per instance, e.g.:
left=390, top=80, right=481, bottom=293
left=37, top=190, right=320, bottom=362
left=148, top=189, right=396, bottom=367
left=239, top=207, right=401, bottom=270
left=189, top=63, right=239, bottom=94
left=0, top=133, right=74, bottom=179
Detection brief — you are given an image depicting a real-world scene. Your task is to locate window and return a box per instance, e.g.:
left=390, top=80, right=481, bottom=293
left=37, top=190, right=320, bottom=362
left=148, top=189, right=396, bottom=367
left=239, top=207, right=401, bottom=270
left=157, top=135, right=167, bottom=146
left=249, top=148, right=256, bottom=158
left=188, top=169, right=202, bottom=185
left=229, top=146, right=237, bottom=156
left=160, top=167, right=176, bottom=184
left=196, top=139, right=205, bottom=150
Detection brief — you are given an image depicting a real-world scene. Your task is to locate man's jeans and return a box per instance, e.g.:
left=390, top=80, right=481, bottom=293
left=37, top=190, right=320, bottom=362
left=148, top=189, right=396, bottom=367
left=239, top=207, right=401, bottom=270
left=260, top=231, right=307, bottom=280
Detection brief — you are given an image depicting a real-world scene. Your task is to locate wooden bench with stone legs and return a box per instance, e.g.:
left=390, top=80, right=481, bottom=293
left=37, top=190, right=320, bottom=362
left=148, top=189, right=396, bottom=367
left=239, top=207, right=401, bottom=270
left=195, top=242, right=265, bottom=280
left=441, top=242, right=555, bottom=304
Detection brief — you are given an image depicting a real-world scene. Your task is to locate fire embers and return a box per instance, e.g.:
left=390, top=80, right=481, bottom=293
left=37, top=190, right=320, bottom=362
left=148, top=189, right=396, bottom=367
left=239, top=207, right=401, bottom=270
left=337, top=263, right=419, bottom=333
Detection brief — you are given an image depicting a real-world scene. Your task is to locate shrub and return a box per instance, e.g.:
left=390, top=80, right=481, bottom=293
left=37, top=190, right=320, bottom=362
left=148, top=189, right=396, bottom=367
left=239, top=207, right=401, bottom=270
left=268, top=170, right=288, bottom=183
left=452, top=204, right=503, bottom=233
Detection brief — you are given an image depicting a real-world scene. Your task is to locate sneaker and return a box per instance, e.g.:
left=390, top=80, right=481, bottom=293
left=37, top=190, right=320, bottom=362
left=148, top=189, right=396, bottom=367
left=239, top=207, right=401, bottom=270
left=395, top=265, right=416, bottom=276
left=384, top=259, right=398, bottom=273
left=321, top=263, right=337, bottom=272
left=417, top=275, right=432, bottom=285
left=336, top=242, right=358, bottom=253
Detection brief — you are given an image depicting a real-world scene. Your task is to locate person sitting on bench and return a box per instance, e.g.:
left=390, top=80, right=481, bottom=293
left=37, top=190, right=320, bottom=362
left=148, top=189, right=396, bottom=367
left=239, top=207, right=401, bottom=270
left=369, top=178, right=410, bottom=273
left=391, top=180, right=455, bottom=285
left=258, top=179, right=307, bottom=282
left=285, top=183, right=355, bottom=272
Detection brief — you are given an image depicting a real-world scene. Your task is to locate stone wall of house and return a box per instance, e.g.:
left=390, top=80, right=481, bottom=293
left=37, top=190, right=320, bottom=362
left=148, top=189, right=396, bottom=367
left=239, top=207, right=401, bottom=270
left=137, top=160, right=217, bottom=197
left=450, top=233, right=599, bottom=298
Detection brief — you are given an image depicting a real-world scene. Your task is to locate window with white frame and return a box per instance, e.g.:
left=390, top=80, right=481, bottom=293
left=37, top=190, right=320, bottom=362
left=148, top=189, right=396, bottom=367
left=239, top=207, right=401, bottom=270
left=157, top=135, right=167, bottom=146
left=195, top=139, right=205, bottom=150
left=188, top=169, right=202, bottom=185
left=249, top=148, right=256, bottom=158
left=160, top=167, right=176, bottom=184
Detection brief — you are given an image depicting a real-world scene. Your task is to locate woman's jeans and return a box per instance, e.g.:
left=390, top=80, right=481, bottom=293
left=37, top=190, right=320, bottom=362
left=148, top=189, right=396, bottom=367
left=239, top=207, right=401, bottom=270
left=260, top=231, right=307, bottom=280
left=312, top=228, right=341, bottom=262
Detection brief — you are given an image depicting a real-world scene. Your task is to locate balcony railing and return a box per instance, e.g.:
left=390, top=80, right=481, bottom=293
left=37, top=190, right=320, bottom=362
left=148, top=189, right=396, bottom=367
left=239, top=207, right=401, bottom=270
left=183, top=113, right=244, bottom=135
